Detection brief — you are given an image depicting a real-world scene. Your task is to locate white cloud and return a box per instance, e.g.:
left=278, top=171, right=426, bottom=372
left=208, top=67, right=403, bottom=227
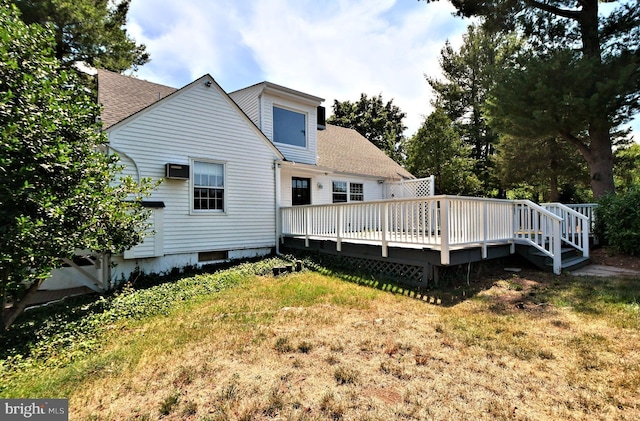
left=236, top=0, right=467, bottom=134
left=127, top=0, right=469, bottom=135
left=127, top=0, right=248, bottom=86
left=126, top=0, right=639, bottom=139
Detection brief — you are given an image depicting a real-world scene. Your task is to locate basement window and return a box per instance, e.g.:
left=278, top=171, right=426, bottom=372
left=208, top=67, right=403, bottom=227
left=198, top=250, right=228, bottom=262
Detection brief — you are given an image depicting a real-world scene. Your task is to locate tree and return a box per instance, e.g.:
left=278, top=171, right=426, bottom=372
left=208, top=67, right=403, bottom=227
left=406, top=107, right=481, bottom=195
left=425, top=0, right=640, bottom=199
left=327, top=93, right=407, bottom=163
left=496, top=135, right=590, bottom=202
left=13, top=0, right=149, bottom=72
left=614, top=143, right=640, bottom=190
left=1, top=3, right=155, bottom=329
left=426, top=25, right=507, bottom=196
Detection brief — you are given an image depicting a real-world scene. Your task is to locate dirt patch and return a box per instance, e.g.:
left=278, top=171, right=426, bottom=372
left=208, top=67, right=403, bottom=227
left=590, top=247, right=640, bottom=271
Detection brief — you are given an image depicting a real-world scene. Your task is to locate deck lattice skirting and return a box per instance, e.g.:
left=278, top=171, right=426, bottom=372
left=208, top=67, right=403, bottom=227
left=330, top=255, right=426, bottom=285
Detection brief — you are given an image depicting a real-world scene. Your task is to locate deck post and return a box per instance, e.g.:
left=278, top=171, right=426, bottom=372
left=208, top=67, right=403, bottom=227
left=381, top=203, right=388, bottom=257
left=336, top=206, right=343, bottom=252
left=482, top=201, right=488, bottom=259
left=440, top=198, right=450, bottom=265
left=582, top=218, right=589, bottom=257
left=552, top=219, right=561, bottom=274
left=305, top=207, right=310, bottom=248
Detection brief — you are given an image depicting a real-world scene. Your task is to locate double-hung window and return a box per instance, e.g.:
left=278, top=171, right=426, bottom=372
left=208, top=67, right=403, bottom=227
left=350, top=183, right=364, bottom=201
left=273, top=106, right=306, bottom=147
left=332, top=181, right=348, bottom=203
left=332, top=181, right=364, bottom=203
left=193, top=161, right=225, bottom=211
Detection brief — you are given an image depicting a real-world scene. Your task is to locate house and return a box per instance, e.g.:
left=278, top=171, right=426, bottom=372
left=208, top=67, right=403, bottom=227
left=41, top=70, right=416, bottom=290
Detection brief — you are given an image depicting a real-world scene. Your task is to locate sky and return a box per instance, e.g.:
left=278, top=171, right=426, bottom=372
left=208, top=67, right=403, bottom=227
left=125, top=0, right=639, bottom=139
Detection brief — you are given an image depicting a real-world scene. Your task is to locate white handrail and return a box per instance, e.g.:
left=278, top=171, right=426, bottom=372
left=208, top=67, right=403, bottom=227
left=281, top=195, right=566, bottom=274
left=564, top=203, right=597, bottom=233
left=542, top=203, right=590, bottom=257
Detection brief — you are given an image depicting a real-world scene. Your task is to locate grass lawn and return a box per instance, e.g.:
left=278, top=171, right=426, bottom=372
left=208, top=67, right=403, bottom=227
left=1, top=257, right=639, bottom=420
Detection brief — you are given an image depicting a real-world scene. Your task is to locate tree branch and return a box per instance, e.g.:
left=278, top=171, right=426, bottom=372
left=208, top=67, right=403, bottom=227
left=559, top=130, right=590, bottom=157
left=2, top=280, right=43, bottom=330
left=524, top=0, right=582, bottom=20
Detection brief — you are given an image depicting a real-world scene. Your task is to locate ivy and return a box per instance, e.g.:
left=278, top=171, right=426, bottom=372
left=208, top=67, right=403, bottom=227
left=0, top=257, right=292, bottom=390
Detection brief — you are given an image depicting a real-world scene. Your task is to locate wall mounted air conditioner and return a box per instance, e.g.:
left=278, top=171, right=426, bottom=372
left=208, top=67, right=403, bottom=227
left=165, top=163, right=189, bottom=180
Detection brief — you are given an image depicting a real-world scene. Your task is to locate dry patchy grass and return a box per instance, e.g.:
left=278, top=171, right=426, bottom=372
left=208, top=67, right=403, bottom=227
left=9, top=269, right=640, bottom=420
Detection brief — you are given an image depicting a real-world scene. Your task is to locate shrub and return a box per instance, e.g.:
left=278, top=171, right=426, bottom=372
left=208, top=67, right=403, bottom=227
left=594, top=186, right=640, bottom=255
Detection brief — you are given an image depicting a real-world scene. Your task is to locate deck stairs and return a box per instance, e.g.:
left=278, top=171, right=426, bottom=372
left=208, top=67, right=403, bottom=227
left=516, top=243, right=591, bottom=273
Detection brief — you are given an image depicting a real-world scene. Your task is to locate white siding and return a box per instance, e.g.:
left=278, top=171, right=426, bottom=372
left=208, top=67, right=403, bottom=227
left=229, top=85, right=262, bottom=127
left=279, top=167, right=384, bottom=207
left=261, top=94, right=318, bottom=165
left=124, top=208, right=163, bottom=259
left=108, top=79, right=280, bottom=269
left=316, top=176, right=384, bottom=203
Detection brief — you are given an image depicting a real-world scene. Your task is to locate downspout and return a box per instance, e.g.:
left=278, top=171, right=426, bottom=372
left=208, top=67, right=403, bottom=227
left=274, top=161, right=282, bottom=254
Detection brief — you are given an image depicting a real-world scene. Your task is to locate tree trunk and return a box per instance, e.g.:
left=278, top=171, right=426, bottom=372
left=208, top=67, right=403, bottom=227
left=586, top=125, right=615, bottom=200
left=0, top=269, right=7, bottom=332
left=578, top=1, right=615, bottom=200
left=549, top=174, right=559, bottom=202
left=2, top=280, right=42, bottom=330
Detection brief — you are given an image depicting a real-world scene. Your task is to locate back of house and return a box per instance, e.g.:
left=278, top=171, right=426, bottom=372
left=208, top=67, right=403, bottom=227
left=42, top=71, right=416, bottom=291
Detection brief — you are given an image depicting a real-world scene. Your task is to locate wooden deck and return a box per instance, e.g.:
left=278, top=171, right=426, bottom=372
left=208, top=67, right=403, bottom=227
left=279, top=196, right=593, bottom=277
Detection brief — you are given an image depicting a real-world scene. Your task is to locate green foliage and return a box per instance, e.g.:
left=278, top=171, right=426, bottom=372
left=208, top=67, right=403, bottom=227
left=327, top=93, right=407, bottom=163
left=594, top=187, right=640, bottom=255
left=496, top=135, right=590, bottom=202
left=426, top=25, right=511, bottom=196
left=13, top=0, right=149, bottom=72
left=435, top=0, right=640, bottom=198
left=406, top=108, right=481, bottom=195
left=0, top=3, right=155, bottom=315
left=614, top=143, right=640, bottom=190
left=0, top=257, right=292, bottom=393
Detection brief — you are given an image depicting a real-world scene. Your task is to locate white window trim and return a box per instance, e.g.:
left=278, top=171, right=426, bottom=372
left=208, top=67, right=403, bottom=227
left=272, top=104, right=309, bottom=150
left=190, top=158, right=228, bottom=215
left=350, top=182, right=364, bottom=202
left=332, top=181, right=364, bottom=203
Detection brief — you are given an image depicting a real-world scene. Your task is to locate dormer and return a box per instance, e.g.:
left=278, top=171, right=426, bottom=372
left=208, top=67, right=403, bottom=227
left=230, top=82, right=325, bottom=165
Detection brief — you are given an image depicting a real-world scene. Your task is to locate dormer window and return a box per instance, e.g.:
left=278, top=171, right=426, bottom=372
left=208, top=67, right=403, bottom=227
left=273, top=106, right=306, bottom=147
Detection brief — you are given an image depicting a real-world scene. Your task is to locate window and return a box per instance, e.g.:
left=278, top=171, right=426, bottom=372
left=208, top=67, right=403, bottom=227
left=198, top=250, right=228, bottom=262
left=333, top=181, right=364, bottom=203
left=193, top=161, right=224, bottom=211
left=273, top=106, right=306, bottom=147
left=332, top=181, right=347, bottom=203
left=292, top=177, right=311, bottom=205
left=350, top=183, right=364, bottom=201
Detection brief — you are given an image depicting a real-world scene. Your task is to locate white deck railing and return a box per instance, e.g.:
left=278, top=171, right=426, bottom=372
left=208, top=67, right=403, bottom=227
left=542, top=203, right=591, bottom=258
left=281, top=195, right=567, bottom=274
left=564, top=203, right=597, bottom=233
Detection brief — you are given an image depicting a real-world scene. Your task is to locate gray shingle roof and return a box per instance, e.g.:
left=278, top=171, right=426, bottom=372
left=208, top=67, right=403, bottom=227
left=318, top=125, right=414, bottom=181
left=97, top=69, right=177, bottom=129
left=96, top=71, right=414, bottom=181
